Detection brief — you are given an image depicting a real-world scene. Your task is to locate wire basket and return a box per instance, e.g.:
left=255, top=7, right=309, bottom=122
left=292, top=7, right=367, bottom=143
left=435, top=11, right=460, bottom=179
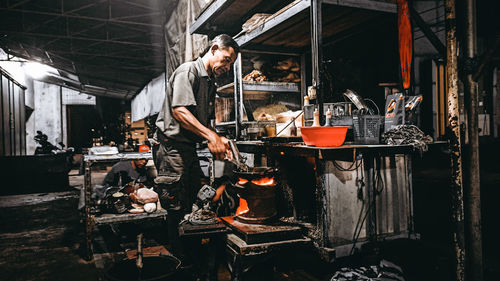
left=352, top=115, right=382, bottom=144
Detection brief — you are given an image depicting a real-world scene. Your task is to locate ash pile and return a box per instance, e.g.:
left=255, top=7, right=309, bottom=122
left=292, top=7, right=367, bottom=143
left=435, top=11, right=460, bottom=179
left=330, top=259, right=405, bottom=281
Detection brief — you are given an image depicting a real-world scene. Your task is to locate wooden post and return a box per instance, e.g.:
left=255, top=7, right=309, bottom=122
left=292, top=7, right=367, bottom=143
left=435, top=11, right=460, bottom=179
left=445, top=1, right=465, bottom=280
left=463, top=0, right=483, bottom=280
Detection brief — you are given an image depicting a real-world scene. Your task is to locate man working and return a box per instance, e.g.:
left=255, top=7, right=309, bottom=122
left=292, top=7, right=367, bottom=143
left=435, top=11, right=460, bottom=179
left=102, top=159, right=148, bottom=187
left=153, top=34, right=239, bottom=278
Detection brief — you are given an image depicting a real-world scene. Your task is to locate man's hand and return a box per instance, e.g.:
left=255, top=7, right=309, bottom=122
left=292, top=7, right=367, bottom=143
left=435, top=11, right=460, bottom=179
left=172, top=107, right=231, bottom=159
left=207, top=133, right=229, bottom=160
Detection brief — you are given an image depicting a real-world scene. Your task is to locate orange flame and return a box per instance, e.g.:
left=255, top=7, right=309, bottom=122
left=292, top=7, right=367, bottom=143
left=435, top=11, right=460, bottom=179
left=251, top=177, right=275, bottom=186
left=237, top=178, right=248, bottom=185
left=236, top=198, right=249, bottom=215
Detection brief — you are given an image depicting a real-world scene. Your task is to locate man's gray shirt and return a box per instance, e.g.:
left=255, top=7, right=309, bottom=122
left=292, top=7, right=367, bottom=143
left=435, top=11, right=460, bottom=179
left=156, top=57, right=216, bottom=144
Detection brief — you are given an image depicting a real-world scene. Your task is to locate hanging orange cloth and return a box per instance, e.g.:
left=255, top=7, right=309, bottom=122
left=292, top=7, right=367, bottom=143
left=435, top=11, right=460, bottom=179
left=398, top=0, right=412, bottom=90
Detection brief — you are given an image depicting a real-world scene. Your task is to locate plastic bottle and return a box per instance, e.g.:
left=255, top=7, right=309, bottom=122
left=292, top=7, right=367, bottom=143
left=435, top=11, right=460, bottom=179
left=312, top=107, right=320, bottom=127
left=324, top=106, right=332, bottom=127
left=290, top=119, right=297, bottom=136
left=303, top=95, right=310, bottom=106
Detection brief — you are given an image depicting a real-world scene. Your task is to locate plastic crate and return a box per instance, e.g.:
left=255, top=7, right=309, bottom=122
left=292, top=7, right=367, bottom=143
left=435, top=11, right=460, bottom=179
left=352, top=115, right=382, bottom=144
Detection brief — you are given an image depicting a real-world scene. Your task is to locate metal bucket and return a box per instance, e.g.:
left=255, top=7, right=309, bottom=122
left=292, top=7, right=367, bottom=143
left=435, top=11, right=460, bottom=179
left=234, top=167, right=278, bottom=224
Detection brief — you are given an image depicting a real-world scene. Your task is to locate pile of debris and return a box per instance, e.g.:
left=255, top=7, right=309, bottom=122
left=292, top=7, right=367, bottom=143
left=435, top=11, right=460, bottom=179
left=330, top=260, right=405, bottom=281
left=381, top=125, right=433, bottom=153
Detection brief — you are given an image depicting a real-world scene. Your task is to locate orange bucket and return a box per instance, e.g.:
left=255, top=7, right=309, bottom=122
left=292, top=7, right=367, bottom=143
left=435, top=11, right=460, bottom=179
left=299, top=126, right=349, bottom=147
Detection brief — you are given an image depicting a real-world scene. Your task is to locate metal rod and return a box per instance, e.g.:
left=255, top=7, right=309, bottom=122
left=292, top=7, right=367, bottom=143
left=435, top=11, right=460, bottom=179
left=0, top=7, right=162, bottom=27
left=310, top=0, right=324, bottom=117
left=234, top=53, right=241, bottom=139
left=463, top=0, right=483, bottom=280
left=445, top=1, right=465, bottom=280
left=0, top=30, right=162, bottom=47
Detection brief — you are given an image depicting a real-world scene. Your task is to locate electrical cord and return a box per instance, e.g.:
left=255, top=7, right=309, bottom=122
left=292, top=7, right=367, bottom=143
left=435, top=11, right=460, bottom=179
left=332, top=159, right=362, bottom=171
left=349, top=156, right=385, bottom=255
left=332, top=149, right=361, bottom=172
left=350, top=157, right=367, bottom=255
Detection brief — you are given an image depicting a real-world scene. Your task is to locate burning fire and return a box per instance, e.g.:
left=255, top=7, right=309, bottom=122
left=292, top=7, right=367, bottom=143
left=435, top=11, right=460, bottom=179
left=235, top=176, right=275, bottom=215
left=251, top=177, right=275, bottom=186
left=236, top=198, right=249, bottom=215
left=237, top=177, right=275, bottom=186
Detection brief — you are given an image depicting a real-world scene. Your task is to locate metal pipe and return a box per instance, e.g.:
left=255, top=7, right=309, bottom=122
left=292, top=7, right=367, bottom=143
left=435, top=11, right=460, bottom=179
left=463, top=0, right=483, bottom=280
left=310, top=0, right=324, bottom=117
left=234, top=53, right=242, bottom=139
left=445, top=1, right=465, bottom=280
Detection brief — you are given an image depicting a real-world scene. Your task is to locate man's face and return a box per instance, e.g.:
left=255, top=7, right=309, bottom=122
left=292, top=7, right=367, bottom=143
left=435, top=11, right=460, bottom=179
left=210, top=45, right=237, bottom=76
left=134, top=159, right=147, bottom=169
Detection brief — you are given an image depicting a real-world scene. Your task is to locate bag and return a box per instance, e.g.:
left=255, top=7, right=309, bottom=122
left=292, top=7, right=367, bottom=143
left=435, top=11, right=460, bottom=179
left=384, top=93, right=405, bottom=132
left=404, top=95, right=423, bottom=126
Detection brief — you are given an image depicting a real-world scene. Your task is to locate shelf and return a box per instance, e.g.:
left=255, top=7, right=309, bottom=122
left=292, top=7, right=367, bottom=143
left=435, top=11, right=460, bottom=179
left=191, top=0, right=396, bottom=51
left=93, top=210, right=168, bottom=225
left=235, top=0, right=396, bottom=50
left=84, top=152, right=152, bottom=163
left=217, top=81, right=300, bottom=94
left=190, top=0, right=292, bottom=37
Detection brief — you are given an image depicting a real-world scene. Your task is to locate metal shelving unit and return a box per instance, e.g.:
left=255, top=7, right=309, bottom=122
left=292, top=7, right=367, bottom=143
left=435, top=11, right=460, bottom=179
left=190, top=0, right=400, bottom=260
left=194, top=0, right=396, bottom=138
left=81, top=152, right=167, bottom=261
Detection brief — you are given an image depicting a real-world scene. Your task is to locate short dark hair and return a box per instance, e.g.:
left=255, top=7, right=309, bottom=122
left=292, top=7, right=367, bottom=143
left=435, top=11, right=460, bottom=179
left=211, top=34, right=240, bottom=54
left=201, top=34, right=240, bottom=56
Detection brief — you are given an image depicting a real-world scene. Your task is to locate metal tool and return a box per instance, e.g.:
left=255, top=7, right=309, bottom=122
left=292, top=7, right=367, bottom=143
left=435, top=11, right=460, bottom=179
left=228, top=140, right=249, bottom=172
left=343, top=89, right=373, bottom=115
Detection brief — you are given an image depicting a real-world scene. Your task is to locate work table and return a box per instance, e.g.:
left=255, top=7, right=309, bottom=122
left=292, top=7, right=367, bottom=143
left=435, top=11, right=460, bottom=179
left=234, top=139, right=447, bottom=259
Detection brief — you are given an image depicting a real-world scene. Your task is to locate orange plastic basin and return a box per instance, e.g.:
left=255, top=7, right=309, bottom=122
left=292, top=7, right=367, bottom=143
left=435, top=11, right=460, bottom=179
left=299, top=126, right=349, bottom=147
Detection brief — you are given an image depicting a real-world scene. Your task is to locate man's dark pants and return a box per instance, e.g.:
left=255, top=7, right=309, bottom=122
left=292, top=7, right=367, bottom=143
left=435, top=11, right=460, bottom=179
left=153, top=139, right=202, bottom=260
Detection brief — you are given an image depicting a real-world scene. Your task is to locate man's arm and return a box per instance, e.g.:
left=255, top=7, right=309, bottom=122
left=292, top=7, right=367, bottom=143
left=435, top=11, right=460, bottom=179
left=172, top=106, right=228, bottom=159
left=102, top=166, right=119, bottom=186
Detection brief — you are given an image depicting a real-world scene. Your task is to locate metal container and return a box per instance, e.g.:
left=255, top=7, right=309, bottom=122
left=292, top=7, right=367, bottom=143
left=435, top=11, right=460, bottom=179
left=234, top=167, right=278, bottom=224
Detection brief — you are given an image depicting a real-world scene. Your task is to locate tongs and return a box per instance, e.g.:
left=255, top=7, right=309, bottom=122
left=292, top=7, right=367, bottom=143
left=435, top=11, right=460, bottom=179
left=227, top=140, right=249, bottom=172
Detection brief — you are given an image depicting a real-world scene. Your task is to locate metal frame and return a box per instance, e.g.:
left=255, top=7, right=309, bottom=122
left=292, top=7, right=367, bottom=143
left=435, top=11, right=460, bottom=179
left=189, top=0, right=403, bottom=260
left=0, top=0, right=171, bottom=99
left=82, top=152, right=168, bottom=261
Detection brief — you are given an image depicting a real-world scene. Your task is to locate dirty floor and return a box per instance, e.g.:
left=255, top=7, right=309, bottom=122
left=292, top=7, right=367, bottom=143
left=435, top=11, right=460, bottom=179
left=1, top=142, right=500, bottom=281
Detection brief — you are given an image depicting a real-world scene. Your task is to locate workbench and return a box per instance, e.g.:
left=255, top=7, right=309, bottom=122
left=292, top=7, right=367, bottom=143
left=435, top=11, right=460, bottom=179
left=234, top=141, right=446, bottom=261
left=82, top=152, right=167, bottom=261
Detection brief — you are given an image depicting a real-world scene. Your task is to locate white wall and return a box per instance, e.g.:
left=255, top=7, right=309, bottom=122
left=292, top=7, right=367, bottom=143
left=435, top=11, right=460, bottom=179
left=131, top=73, right=165, bottom=122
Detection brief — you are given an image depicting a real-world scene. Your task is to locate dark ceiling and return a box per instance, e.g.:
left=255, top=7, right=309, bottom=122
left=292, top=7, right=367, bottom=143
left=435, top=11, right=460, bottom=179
left=0, top=0, right=177, bottom=100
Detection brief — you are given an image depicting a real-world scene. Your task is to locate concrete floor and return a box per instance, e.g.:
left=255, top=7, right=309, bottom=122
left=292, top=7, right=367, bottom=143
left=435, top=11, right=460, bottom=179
left=1, top=143, right=499, bottom=281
